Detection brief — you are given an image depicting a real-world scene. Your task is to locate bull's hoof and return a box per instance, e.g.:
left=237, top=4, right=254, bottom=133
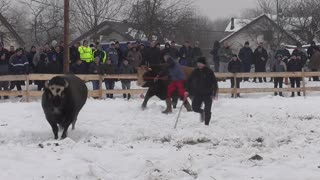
left=54, top=135, right=58, bottom=140
left=141, top=104, right=147, bottom=110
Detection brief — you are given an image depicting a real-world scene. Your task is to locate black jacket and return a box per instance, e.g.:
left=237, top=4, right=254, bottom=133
left=70, top=46, right=80, bottom=64
left=228, top=59, right=242, bottom=73
left=147, top=47, right=161, bottom=65
left=70, top=62, right=87, bottom=74
left=186, top=67, right=218, bottom=97
left=287, top=59, right=303, bottom=72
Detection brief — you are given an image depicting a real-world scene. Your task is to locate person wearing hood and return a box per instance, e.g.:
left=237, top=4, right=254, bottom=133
left=161, top=42, right=171, bottom=62
left=127, top=46, right=142, bottom=70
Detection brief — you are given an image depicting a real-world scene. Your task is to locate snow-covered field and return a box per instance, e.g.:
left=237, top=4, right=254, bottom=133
left=1, top=81, right=320, bottom=180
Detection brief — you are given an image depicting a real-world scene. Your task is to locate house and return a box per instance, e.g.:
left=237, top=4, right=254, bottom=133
left=71, top=21, right=146, bottom=45
left=0, top=13, right=25, bottom=48
left=220, top=14, right=300, bottom=53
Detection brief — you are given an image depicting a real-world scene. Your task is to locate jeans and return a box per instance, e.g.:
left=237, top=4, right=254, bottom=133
left=192, top=95, right=213, bottom=125
left=105, top=80, right=115, bottom=98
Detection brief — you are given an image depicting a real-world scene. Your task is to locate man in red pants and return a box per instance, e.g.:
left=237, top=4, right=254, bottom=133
left=156, top=55, right=191, bottom=114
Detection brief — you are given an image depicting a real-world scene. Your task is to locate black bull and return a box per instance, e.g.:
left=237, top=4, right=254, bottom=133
left=137, top=65, right=193, bottom=110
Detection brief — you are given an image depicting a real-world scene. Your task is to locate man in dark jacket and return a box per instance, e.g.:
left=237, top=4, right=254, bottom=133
left=307, top=41, right=319, bottom=60
left=9, top=48, right=29, bottom=94
left=185, top=57, right=218, bottom=126
left=210, top=41, right=220, bottom=72
left=103, top=59, right=118, bottom=98
left=70, top=59, right=87, bottom=74
left=34, top=53, right=50, bottom=91
left=292, top=43, right=307, bottom=67
left=0, top=44, right=9, bottom=99
left=287, top=54, right=304, bottom=97
left=70, top=42, right=80, bottom=64
left=192, top=41, right=203, bottom=67
left=228, top=54, right=242, bottom=98
left=119, top=59, right=135, bottom=99
left=238, top=41, right=253, bottom=81
left=147, top=41, right=161, bottom=66
left=179, top=41, right=193, bottom=67
left=170, top=41, right=180, bottom=60
left=253, top=42, right=268, bottom=82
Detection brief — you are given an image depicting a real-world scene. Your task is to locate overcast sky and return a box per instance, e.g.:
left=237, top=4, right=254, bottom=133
left=194, top=0, right=257, bottom=20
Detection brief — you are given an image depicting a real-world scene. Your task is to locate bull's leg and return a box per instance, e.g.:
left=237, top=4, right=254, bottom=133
left=48, top=121, right=59, bottom=140
left=61, top=114, right=74, bottom=139
left=71, top=112, right=79, bottom=130
left=141, top=89, right=155, bottom=109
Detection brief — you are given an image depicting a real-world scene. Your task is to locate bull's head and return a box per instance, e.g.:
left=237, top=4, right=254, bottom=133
left=44, top=76, right=69, bottom=107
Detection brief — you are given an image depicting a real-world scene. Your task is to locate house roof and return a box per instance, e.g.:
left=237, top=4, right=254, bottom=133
left=70, top=21, right=135, bottom=45
left=0, top=13, right=25, bottom=46
left=220, top=14, right=300, bottom=44
left=225, top=14, right=313, bottom=32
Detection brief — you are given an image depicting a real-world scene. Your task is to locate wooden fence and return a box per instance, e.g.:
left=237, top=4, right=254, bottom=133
left=0, top=70, right=320, bottom=102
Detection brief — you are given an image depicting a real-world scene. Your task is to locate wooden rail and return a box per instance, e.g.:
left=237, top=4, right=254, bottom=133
left=0, top=71, right=319, bottom=102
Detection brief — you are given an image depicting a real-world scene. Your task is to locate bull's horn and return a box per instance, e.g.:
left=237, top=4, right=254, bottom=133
left=64, top=79, right=69, bottom=88
left=44, top=81, right=49, bottom=89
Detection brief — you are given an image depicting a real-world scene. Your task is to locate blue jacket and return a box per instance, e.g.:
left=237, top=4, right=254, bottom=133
left=238, top=47, right=253, bottom=65
left=10, top=54, right=29, bottom=74
left=166, top=58, right=185, bottom=81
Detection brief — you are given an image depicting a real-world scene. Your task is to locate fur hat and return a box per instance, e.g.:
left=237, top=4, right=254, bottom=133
left=197, top=57, right=207, bottom=65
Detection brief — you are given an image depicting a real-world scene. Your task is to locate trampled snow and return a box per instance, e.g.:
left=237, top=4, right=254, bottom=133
left=1, top=83, right=320, bottom=179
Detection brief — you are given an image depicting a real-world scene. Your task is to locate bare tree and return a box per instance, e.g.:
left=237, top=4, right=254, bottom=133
left=0, top=0, right=10, bottom=14
left=73, top=0, right=127, bottom=34
left=283, top=0, right=320, bottom=42
left=127, top=0, right=194, bottom=42
left=23, top=0, right=64, bottom=45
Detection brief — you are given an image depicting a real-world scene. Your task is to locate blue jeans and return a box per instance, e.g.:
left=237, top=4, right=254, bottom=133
left=105, top=80, right=115, bottom=98
left=92, top=80, right=99, bottom=90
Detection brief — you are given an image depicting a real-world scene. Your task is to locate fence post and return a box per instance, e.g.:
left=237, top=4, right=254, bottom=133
left=233, top=73, right=237, bottom=98
left=26, top=74, right=30, bottom=102
left=302, top=69, right=306, bottom=97
left=98, top=74, right=103, bottom=99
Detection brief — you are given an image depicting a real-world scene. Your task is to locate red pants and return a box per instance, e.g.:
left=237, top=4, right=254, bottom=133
left=167, top=80, right=185, bottom=98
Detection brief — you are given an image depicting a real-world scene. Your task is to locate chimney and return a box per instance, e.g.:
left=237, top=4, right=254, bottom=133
left=230, top=18, right=235, bottom=30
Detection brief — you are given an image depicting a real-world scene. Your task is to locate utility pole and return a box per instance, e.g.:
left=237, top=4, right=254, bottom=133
left=63, top=0, right=70, bottom=73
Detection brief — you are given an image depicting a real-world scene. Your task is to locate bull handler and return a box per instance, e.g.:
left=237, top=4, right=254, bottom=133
left=155, top=54, right=192, bottom=114
left=185, top=57, right=218, bottom=126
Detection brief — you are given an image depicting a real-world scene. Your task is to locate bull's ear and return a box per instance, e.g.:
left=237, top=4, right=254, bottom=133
left=64, top=79, right=69, bottom=88
left=44, top=81, right=49, bottom=89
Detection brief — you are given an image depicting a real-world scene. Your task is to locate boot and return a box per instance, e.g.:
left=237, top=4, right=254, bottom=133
left=123, top=93, right=127, bottom=98
left=162, top=98, right=172, bottom=114
left=237, top=93, right=240, bottom=98
left=204, top=112, right=212, bottom=126
left=274, top=92, right=278, bottom=96
left=127, top=93, right=131, bottom=100
left=279, top=92, right=283, bottom=97
left=297, top=92, right=301, bottom=96
left=183, top=100, right=192, bottom=112
left=291, top=92, right=295, bottom=97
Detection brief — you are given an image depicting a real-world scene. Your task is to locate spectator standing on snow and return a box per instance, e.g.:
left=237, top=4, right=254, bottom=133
left=119, top=59, right=135, bottom=100
left=272, top=54, right=287, bottom=96
left=253, top=42, right=268, bottom=83
left=238, top=41, right=253, bottom=81
left=228, top=54, right=242, bottom=98
left=287, top=54, right=304, bottom=97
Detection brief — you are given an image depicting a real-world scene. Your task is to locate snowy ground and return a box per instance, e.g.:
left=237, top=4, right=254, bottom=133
left=1, top=81, right=320, bottom=180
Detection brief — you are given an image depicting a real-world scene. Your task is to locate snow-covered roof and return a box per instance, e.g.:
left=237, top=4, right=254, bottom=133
left=225, top=14, right=313, bottom=32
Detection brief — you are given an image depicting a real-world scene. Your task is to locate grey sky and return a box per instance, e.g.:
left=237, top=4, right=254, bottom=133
left=194, top=0, right=257, bottom=20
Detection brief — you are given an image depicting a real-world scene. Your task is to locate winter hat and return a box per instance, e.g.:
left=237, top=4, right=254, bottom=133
left=232, top=54, right=238, bottom=58
left=245, top=41, right=249, bottom=45
left=197, top=57, right=207, bottom=65
left=276, top=54, right=283, bottom=58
